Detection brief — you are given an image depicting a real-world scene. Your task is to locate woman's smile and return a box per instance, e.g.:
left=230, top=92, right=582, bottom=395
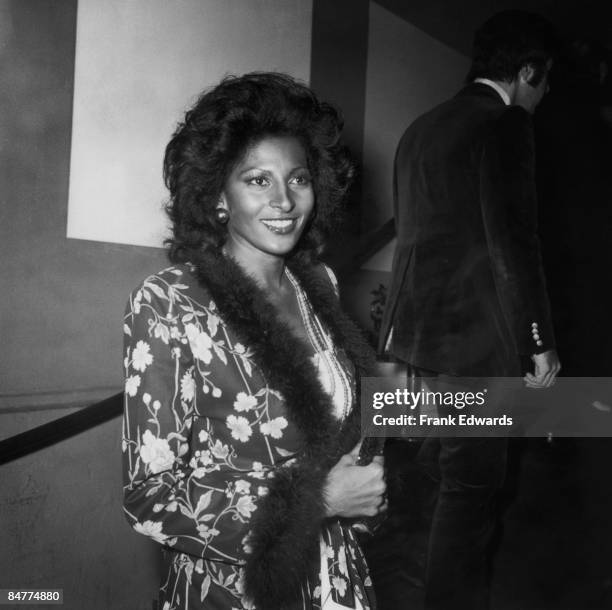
left=260, top=217, right=299, bottom=234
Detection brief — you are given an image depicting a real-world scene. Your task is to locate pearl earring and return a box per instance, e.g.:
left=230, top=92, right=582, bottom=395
left=214, top=207, right=229, bottom=224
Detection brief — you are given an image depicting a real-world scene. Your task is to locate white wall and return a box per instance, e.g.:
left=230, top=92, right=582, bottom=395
left=361, top=2, right=469, bottom=242
left=67, top=0, right=313, bottom=248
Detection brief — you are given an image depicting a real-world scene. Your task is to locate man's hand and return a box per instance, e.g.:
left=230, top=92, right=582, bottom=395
left=524, top=349, right=561, bottom=388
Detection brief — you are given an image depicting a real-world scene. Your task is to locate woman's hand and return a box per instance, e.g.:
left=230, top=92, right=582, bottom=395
left=323, top=442, right=387, bottom=518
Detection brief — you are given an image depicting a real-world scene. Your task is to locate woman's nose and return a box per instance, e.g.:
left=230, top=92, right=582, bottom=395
left=269, top=183, right=294, bottom=211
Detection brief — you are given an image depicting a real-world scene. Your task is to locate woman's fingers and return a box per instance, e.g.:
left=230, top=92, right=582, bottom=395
left=324, top=450, right=387, bottom=518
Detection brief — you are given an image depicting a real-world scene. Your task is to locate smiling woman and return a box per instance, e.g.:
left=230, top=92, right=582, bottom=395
left=219, top=136, right=315, bottom=262
left=122, top=72, right=386, bottom=610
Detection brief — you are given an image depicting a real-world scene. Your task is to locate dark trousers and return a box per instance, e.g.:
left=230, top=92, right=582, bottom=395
left=411, top=368, right=508, bottom=610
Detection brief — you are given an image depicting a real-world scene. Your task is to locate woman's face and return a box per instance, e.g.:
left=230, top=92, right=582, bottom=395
left=219, top=136, right=314, bottom=260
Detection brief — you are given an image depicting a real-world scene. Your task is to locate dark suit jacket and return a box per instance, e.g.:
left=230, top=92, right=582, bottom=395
left=380, top=83, right=555, bottom=376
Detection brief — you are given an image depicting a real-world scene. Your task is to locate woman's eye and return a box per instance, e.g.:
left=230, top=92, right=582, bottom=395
left=291, top=174, right=311, bottom=186
left=247, top=175, right=269, bottom=187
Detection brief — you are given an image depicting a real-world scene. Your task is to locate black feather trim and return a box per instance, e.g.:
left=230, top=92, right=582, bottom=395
left=190, top=248, right=375, bottom=608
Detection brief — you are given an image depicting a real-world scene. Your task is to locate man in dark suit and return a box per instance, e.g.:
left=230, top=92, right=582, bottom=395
left=379, top=11, right=561, bottom=610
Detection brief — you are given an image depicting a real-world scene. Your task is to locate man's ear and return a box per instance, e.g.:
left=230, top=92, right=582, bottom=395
left=519, top=64, right=537, bottom=87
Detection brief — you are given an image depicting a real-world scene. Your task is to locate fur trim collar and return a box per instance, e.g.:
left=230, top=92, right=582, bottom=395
left=191, top=248, right=374, bottom=456
left=190, top=248, right=375, bottom=608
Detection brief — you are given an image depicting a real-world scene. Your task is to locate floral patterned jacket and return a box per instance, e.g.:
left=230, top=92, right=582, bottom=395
left=122, top=249, right=376, bottom=610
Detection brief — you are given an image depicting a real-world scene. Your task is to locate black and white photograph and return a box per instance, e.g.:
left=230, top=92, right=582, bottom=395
left=1, top=1, right=612, bottom=609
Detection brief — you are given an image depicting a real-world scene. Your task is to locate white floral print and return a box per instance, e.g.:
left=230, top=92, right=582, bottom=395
left=234, top=480, right=251, bottom=495
left=235, top=495, right=257, bottom=519
left=184, top=323, right=213, bottom=364
left=140, top=430, right=176, bottom=474
left=125, top=374, right=141, bottom=397
left=259, top=416, right=288, bottom=439
left=331, top=576, right=347, bottom=597
left=180, top=370, right=195, bottom=402
left=226, top=415, right=252, bottom=442
left=133, top=520, right=169, bottom=544
left=233, top=392, right=257, bottom=412
left=132, top=340, right=153, bottom=371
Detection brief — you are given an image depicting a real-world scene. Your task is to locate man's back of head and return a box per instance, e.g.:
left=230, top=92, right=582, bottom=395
left=467, top=10, right=559, bottom=113
left=467, top=10, right=559, bottom=87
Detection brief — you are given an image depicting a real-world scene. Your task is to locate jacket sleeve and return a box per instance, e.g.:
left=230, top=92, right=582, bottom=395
left=122, top=275, right=302, bottom=567
left=479, top=106, right=555, bottom=356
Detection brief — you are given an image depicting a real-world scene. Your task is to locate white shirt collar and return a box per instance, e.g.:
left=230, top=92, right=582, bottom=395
left=473, top=78, right=510, bottom=106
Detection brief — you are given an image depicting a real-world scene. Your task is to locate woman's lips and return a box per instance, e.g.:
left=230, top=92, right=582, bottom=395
left=260, top=218, right=298, bottom=234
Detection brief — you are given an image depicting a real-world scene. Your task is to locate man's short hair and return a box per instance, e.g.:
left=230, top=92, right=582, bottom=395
left=467, top=10, right=559, bottom=85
